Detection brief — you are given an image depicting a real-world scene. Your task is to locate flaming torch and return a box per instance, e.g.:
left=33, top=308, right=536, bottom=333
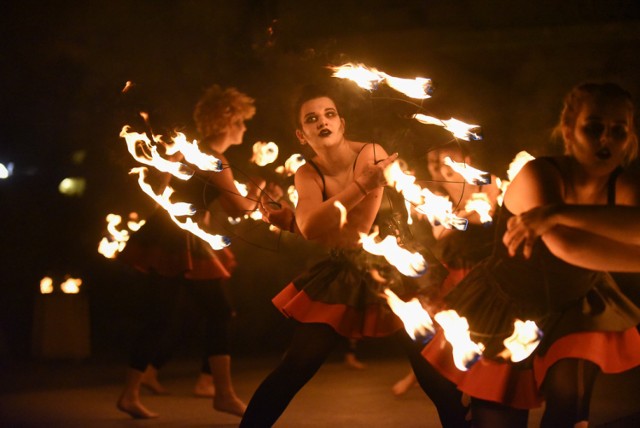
left=412, top=114, right=482, bottom=142
left=383, top=288, right=435, bottom=340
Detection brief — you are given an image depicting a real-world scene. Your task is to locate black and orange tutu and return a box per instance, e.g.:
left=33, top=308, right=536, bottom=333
left=272, top=248, right=413, bottom=339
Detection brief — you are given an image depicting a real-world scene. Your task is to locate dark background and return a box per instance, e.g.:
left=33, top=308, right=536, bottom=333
left=2, top=0, right=640, bottom=362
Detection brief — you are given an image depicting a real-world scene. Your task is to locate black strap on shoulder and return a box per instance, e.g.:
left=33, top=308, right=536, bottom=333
left=607, top=167, right=622, bottom=205
left=306, top=159, right=328, bottom=201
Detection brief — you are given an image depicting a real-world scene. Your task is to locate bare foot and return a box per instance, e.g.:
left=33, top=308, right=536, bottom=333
left=391, top=373, right=417, bottom=396
left=193, top=374, right=215, bottom=398
left=116, top=396, right=159, bottom=419
left=213, top=395, right=247, bottom=417
left=140, top=370, right=169, bottom=395
left=344, top=352, right=366, bottom=370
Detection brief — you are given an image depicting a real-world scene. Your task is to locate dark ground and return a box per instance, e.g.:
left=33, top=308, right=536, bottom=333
left=1, top=350, right=639, bottom=427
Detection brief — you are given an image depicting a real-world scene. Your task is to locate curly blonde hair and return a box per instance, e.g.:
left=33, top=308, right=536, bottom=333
left=193, top=85, right=256, bottom=141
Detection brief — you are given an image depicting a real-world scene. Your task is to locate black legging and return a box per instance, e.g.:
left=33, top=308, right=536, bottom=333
left=468, top=358, right=600, bottom=428
left=129, top=273, right=233, bottom=372
left=240, top=323, right=470, bottom=428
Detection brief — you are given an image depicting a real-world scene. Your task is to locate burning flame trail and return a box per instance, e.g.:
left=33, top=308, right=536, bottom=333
left=412, top=114, right=482, bottom=141
left=359, top=227, right=427, bottom=277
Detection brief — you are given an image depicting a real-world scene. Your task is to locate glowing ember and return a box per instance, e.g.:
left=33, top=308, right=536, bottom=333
left=434, top=310, right=485, bottom=371
left=383, top=288, right=435, bottom=339
left=500, top=319, right=542, bottom=363
left=333, top=201, right=347, bottom=228
left=275, top=154, right=306, bottom=176
left=60, top=277, right=82, bottom=294
left=250, top=141, right=279, bottom=166
left=126, top=212, right=145, bottom=231
left=464, top=193, right=493, bottom=225
left=443, top=157, right=490, bottom=185
left=359, top=227, right=427, bottom=277
left=40, top=276, right=54, bottom=294
left=412, top=114, right=482, bottom=141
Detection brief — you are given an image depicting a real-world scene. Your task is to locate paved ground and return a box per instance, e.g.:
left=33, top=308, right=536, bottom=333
left=1, top=353, right=639, bottom=428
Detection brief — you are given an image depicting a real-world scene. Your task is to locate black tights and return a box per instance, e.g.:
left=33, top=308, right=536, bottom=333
left=240, top=323, right=470, bottom=427
left=540, top=358, right=599, bottom=428
left=469, top=358, right=600, bottom=428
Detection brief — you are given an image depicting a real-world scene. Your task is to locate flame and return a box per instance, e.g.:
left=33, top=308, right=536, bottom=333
left=40, top=276, right=54, bottom=294
left=130, top=167, right=196, bottom=216
left=120, top=126, right=194, bottom=180
left=381, top=74, right=433, bottom=99
left=359, top=227, right=427, bottom=277
left=434, top=310, right=485, bottom=371
left=496, top=151, right=536, bottom=206
left=443, top=157, right=490, bottom=185
left=413, top=114, right=482, bottom=141
left=383, top=288, right=435, bottom=339
left=385, top=161, right=467, bottom=230
left=251, top=141, right=279, bottom=166
left=287, top=185, right=299, bottom=207
left=60, top=277, right=82, bottom=294
left=127, top=212, right=145, bottom=231
left=275, top=154, right=306, bottom=176
left=329, top=63, right=384, bottom=90
left=333, top=201, right=347, bottom=228
left=464, top=193, right=493, bottom=224
left=122, top=80, right=134, bottom=93
left=163, top=132, right=223, bottom=172
left=329, top=63, right=433, bottom=99
left=500, top=319, right=542, bottom=362
left=0, top=162, right=12, bottom=179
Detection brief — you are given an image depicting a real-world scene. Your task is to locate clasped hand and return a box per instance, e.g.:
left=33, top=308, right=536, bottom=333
left=503, top=204, right=559, bottom=259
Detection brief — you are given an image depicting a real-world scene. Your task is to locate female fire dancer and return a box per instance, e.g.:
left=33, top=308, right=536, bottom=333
left=422, top=82, right=640, bottom=427
left=116, top=84, right=263, bottom=419
left=241, top=83, right=471, bottom=427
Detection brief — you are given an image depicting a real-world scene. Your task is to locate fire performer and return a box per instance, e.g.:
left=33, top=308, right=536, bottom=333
left=241, top=84, right=471, bottom=427
left=422, top=82, right=640, bottom=427
left=116, top=85, right=263, bottom=419
left=393, top=141, right=501, bottom=396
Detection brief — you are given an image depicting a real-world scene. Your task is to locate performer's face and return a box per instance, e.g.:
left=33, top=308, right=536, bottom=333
left=295, top=97, right=345, bottom=148
left=226, top=115, right=247, bottom=146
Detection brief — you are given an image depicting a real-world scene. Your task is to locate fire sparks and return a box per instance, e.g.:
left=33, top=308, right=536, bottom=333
left=434, top=310, right=485, bottom=371
left=412, top=114, right=482, bottom=141
left=500, top=319, right=542, bottom=362
left=443, top=157, right=490, bottom=185
left=359, top=227, right=427, bottom=277
left=250, top=141, right=279, bottom=166
left=383, top=289, right=435, bottom=340
left=333, top=201, right=347, bottom=228
left=329, top=63, right=433, bottom=99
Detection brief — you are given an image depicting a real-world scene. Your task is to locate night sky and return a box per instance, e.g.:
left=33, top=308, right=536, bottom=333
left=2, top=1, right=640, bottom=359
